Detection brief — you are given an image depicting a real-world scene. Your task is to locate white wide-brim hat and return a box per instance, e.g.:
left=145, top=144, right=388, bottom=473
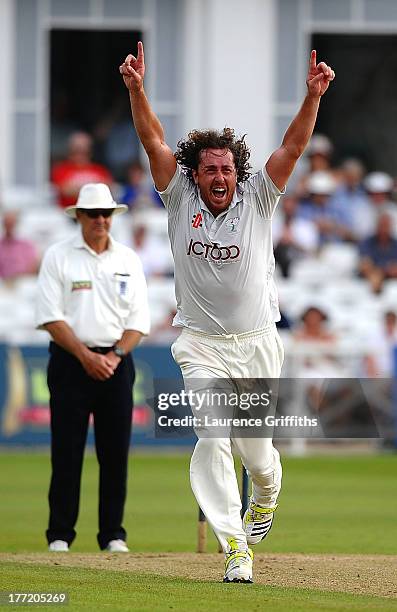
left=363, top=172, right=394, bottom=194
left=307, top=170, right=336, bottom=195
left=64, top=183, right=128, bottom=218
left=306, top=133, right=333, bottom=157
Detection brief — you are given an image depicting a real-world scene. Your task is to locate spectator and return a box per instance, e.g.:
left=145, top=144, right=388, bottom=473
left=0, top=211, right=39, bottom=281
left=294, top=133, right=337, bottom=197
left=357, top=172, right=397, bottom=239
left=294, top=305, right=336, bottom=344
left=130, top=223, right=173, bottom=277
left=292, top=306, right=345, bottom=414
left=330, top=158, right=369, bottom=240
left=298, top=171, right=354, bottom=243
left=362, top=311, right=397, bottom=447
left=359, top=213, right=397, bottom=293
left=306, top=133, right=334, bottom=171
left=273, top=193, right=319, bottom=277
left=51, top=132, right=113, bottom=209
left=93, top=94, right=140, bottom=179
left=119, top=160, right=163, bottom=211
left=364, top=311, right=397, bottom=377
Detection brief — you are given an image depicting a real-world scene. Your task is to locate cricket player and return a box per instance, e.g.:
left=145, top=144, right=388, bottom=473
left=120, top=42, right=335, bottom=582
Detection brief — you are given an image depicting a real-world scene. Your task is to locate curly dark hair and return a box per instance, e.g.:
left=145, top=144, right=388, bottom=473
left=174, top=127, right=252, bottom=183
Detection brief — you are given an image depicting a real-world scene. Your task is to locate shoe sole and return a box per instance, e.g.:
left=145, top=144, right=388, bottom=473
left=223, top=577, right=253, bottom=583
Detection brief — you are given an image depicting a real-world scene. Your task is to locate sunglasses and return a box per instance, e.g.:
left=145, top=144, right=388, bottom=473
left=81, top=209, right=114, bottom=219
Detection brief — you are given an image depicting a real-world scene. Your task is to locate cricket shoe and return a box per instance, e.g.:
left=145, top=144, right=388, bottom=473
left=49, top=540, right=69, bottom=552
left=243, top=499, right=278, bottom=545
left=105, top=539, right=129, bottom=552
left=223, top=538, right=253, bottom=583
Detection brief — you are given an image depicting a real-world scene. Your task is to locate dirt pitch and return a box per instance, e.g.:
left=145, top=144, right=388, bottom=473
left=1, top=553, right=396, bottom=598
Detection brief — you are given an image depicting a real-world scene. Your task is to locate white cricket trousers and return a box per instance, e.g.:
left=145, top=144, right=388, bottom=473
left=171, top=324, right=284, bottom=552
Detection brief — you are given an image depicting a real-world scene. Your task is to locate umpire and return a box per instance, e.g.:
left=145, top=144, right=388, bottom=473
left=36, top=183, right=150, bottom=552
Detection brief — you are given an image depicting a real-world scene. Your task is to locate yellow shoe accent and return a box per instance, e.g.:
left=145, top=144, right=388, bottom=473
left=223, top=538, right=253, bottom=583
left=243, top=499, right=278, bottom=545
left=227, top=537, right=240, bottom=551
left=250, top=503, right=278, bottom=515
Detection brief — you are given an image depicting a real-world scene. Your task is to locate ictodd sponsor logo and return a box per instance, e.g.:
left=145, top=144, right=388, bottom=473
left=187, top=239, right=240, bottom=261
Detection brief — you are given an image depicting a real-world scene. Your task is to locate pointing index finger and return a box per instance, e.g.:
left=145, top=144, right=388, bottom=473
left=309, top=49, right=317, bottom=70
left=137, top=40, right=144, bottom=61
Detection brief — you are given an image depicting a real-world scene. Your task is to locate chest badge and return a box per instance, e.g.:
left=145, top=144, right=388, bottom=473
left=72, top=280, right=92, bottom=291
left=192, top=212, right=203, bottom=228
left=119, top=281, right=127, bottom=296
left=226, top=216, right=240, bottom=232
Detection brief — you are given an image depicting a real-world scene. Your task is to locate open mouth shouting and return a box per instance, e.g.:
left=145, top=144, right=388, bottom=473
left=211, top=186, right=227, bottom=201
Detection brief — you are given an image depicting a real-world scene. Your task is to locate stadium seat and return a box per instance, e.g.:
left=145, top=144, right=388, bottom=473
left=17, top=208, right=76, bottom=256
left=131, top=209, right=168, bottom=238
left=381, top=280, right=397, bottom=308
left=319, top=243, right=359, bottom=276
left=290, top=257, right=339, bottom=283
left=147, top=277, right=176, bottom=327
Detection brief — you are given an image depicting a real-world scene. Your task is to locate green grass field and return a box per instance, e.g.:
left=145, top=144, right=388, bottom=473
left=0, top=452, right=396, bottom=610
left=2, top=564, right=396, bottom=611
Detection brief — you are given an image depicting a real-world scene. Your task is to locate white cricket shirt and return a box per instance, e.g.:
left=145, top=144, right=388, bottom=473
left=159, top=164, right=284, bottom=335
left=36, top=229, right=150, bottom=346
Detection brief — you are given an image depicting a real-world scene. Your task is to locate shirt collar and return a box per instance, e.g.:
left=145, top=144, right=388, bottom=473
left=72, top=228, right=115, bottom=254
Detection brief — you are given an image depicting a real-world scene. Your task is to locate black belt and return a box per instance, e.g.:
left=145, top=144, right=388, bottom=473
left=88, top=346, right=114, bottom=355
left=49, top=342, right=116, bottom=357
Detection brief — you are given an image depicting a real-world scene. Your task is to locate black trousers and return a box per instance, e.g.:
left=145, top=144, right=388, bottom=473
left=46, top=342, right=135, bottom=549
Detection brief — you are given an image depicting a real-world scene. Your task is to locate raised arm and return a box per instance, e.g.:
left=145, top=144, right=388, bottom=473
left=119, top=41, right=176, bottom=191
left=266, top=50, right=335, bottom=191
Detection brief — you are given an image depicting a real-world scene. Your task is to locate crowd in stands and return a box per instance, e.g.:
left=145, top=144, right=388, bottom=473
left=0, top=211, right=39, bottom=281
left=51, top=132, right=113, bottom=209
left=2, top=130, right=397, bottom=384
left=273, top=134, right=397, bottom=287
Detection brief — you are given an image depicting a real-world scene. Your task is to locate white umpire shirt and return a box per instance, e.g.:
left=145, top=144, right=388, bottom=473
left=159, top=164, right=284, bottom=335
left=36, top=229, right=150, bottom=347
